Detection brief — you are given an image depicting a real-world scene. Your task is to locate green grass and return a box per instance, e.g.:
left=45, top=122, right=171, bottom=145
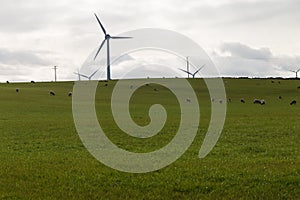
left=0, top=79, right=300, bottom=199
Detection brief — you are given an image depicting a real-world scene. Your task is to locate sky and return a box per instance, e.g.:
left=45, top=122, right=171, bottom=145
left=0, top=0, right=300, bottom=82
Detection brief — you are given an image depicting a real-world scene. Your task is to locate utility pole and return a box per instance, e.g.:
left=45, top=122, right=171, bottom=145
left=186, top=57, right=190, bottom=79
left=53, top=66, right=57, bottom=82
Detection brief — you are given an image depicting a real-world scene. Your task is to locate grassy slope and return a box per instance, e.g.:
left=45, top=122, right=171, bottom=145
left=0, top=79, right=299, bottom=199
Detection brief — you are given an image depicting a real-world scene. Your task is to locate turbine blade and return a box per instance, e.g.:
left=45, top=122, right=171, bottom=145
left=94, top=13, right=107, bottom=35
left=80, top=74, right=89, bottom=79
left=110, top=36, right=132, bottom=39
left=193, top=65, right=206, bottom=75
left=89, top=69, right=99, bottom=79
left=179, top=68, right=193, bottom=76
left=94, top=39, right=106, bottom=60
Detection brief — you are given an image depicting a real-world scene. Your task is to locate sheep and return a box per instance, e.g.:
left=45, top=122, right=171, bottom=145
left=227, top=98, right=232, bottom=103
left=16, top=88, right=20, bottom=93
left=211, top=98, right=215, bottom=102
left=240, top=98, right=245, bottom=103
left=279, top=96, right=282, bottom=100
left=50, top=90, right=55, bottom=96
left=219, top=99, right=223, bottom=104
left=6, top=81, right=9, bottom=84
left=260, top=99, right=266, bottom=105
left=104, top=83, right=108, bottom=87
left=253, top=99, right=261, bottom=104
left=31, top=81, right=35, bottom=84
left=186, top=98, right=191, bottom=103
left=68, top=92, right=72, bottom=97
left=290, top=100, right=297, bottom=105
left=297, top=86, right=300, bottom=89
left=154, top=88, right=159, bottom=92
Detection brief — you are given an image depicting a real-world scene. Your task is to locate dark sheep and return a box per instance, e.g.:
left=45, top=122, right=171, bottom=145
left=50, top=90, right=55, bottom=96
left=104, top=83, right=108, bottom=87
left=31, top=81, right=35, bottom=84
left=260, top=99, right=266, bottom=105
left=6, top=81, right=9, bottom=84
left=68, top=92, right=72, bottom=97
left=154, top=88, right=158, bottom=91
left=297, top=86, right=300, bottom=89
left=290, top=100, right=297, bottom=105
left=253, top=99, right=261, bottom=104
left=16, top=88, right=19, bottom=93
left=279, top=96, right=282, bottom=100
left=240, top=98, right=245, bottom=103
left=227, top=98, right=232, bottom=103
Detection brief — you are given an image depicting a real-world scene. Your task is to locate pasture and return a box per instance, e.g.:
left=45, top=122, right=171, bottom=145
left=0, top=78, right=299, bottom=199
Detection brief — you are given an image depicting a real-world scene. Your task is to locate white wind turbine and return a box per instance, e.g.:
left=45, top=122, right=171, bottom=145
left=289, top=68, right=300, bottom=79
left=179, top=65, right=205, bottom=78
left=93, top=13, right=132, bottom=80
left=74, top=69, right=99, bottom=81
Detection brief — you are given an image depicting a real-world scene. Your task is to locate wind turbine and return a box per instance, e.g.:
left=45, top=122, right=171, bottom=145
left=74, top=69, right=82, bottom=81
left=289, top=68, right=300, bottom=79
left=179, top=65, right=205, bottom=78
left=74, top=69, right=99, bottom=81
left=93, top=13, right=132, bottom=80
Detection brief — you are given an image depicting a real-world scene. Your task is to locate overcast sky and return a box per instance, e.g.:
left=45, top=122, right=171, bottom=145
left=1, top=0, right=300, bottom=82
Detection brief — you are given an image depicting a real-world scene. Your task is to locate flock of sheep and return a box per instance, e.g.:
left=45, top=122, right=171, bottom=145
left=15, top=88, right=72, bottom=97
left=12, top=81, right=299, bottom=106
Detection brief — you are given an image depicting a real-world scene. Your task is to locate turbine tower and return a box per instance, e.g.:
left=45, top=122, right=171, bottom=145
left=179, top=65, right=205, bottom=78
left=53, top=66, right=57, bottom=82
left=289, top=68, right=300, bottom=79
left=93, top=13, right=132, bottom=80
left=186, top=57, right=190, bottom=78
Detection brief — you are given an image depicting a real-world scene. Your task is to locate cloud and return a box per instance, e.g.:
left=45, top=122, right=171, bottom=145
left=0, top=49, right=52, bottom=66
left=213, top=42, right=300, bottom=77
left=220, top=42, right=272, bottom=60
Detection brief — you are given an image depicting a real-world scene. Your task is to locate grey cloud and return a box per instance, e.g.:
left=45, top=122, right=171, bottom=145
left=214, top=42, right=300, bottom=77
left=0, top=49, right=52, bottom=66
left=220, top=42, right=273, bottom=60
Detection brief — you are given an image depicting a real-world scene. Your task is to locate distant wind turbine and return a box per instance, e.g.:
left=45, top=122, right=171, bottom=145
left=74, top=69, right=99, bottom=81
left=74, top=69, right=83, bottom=81
left=289, top=68, right=300, bottom=79
left=93, top=13, right=132, bottom=80
left=179, top=65, right=205, bottom=78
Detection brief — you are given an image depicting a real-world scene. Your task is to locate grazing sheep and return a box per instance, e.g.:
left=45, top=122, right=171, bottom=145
left=50, top=90, right=55, bottom=96
left=253, top=99, right=261, bottom=104
left=219, top=99, right=223, bottom=104
left=145, top=83, right=149, bottom=86
left=6, top=81, right=9, bottom=84
left=154, top=88, right=158, bottom=92
left=186, top=98, right=191, bottom=103
left=104, top=83, right=108, bottom=87
left=271, top=81, right=274, bottom=83
left=68, top=92, right=72, bottom=97
left=240, top=98, right=245, bottom=103
left=279, top=96, right=282, bottom=100
left=290, top=100, right=297, bottom=105
left=31, top=81, right=35, bottom=84
left=260, top=99, right=266, bottom=105
left=227, top=98, right=232, bottom=103
left=16, top=88, right=19, bottom=93
left=211, top=98, right=215, bottom=102
left=297, top=86, right=300, bottom=89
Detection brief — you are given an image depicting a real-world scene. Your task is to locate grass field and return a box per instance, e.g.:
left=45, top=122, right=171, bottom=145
left=0, top=78, right=300, bottom=199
